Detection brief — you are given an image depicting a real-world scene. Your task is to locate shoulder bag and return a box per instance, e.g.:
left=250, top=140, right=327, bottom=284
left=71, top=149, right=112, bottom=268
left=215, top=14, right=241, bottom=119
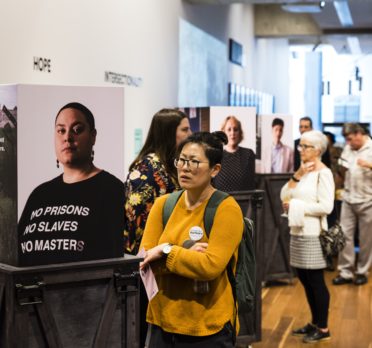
left=317, top=173, right=346, bottom=257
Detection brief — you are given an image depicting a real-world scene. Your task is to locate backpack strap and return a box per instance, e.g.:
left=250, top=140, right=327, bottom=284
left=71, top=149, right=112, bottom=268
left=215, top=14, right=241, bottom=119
left=204, top=190, right=238, bottom=342
left=162, top=190, right=184, bottom=227
left=203, top=190, right=229, bottom=236
left=163, top=189, right=228, bottom=231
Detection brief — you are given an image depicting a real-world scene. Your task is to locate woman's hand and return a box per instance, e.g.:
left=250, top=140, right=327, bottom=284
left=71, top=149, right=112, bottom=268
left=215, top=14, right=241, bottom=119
left=190, top=242, right=208, bottom=252
left=289, top=161, right=314, bottom=188
left=300, top=161, right=315, bottom=173
left=282, top=202, right=289, bottom=213
left=139, top=242, right=209, bottom=270
left=304, top=161, right=315, bottom=172
left=140, top=243, right=168, bottom=270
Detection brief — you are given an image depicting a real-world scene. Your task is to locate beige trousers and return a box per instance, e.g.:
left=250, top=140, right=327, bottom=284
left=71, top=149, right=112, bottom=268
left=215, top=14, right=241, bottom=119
left=338, top=200, right=372, bottom=278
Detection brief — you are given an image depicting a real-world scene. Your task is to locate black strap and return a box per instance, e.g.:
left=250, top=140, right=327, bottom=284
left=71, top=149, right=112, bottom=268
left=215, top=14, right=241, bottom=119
left=203, top=192, right=236, bottom=299
left=204, top=191, right=238, bottom=342
left=163, top=189, right=229, bottom=234
left=203, top=190, right=229, bottom=237
left=162, top=190, right=184, bottom=227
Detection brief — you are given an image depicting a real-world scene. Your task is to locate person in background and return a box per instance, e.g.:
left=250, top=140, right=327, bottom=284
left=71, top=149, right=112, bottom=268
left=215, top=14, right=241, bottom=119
left=262, top=117, right=293, bottom=173
left=294, top=116, right=331, bottom=170
left=294, top=117, right=313, bottom=170
left=18, top=102, right=125, bottom=266
left=281, top=130, right=334, bottom=343
left=123, top=108, right=191, bottom=347
left=333, top=123, right=372, bottom=286
left=322, top=131, right=344, bottom=271
left=140, top=131, right=243, bottom=347
left=124, top=109, right=191, bottom=254
left=323, top=131, right=344, bottom=199
left=214, top=115, right=255, bottom=191
left=323, top=131, right=344, bottom=219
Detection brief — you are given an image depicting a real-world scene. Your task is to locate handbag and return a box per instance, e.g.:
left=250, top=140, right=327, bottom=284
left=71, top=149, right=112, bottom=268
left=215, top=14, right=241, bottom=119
left=319, top=222, right=346, bottom=257
left=317, top=173, right=346, bottom=257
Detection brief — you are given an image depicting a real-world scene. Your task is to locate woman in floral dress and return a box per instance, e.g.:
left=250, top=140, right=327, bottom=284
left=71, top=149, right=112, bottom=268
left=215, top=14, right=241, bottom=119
left=124, top=109, right=191, bottom=346
left=124, top=109, right=191, bottom=254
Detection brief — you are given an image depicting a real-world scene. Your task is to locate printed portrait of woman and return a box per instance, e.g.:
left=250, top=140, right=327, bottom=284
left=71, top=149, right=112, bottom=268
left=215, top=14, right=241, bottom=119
left=214, top=115, right=255, bottom=191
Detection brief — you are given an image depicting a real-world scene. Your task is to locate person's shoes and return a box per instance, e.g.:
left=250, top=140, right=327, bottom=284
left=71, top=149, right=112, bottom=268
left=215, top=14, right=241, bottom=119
left=303, top=328, right=331, bottom=343
left=292, top=323, right=317, bottom=336
left=354, top=274, right=368, bottom=286
left=332, top=275, right=353, bottom=285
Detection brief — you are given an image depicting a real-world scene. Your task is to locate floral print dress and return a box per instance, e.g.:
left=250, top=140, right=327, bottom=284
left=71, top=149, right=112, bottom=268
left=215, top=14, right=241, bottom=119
left=124, top=153, right=179, bottom=254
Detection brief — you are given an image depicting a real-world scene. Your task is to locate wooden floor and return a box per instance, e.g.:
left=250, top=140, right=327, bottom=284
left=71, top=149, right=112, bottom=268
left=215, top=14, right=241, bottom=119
left=252, top=268, right=372, bottom=348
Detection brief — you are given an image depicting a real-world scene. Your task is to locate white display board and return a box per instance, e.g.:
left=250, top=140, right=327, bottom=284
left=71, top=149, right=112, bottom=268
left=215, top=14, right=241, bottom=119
left=209, top=106, right=257, bottom=151
left=9, top=84, right=124, bottom=217
left=257, top=113, right=294, bottom=173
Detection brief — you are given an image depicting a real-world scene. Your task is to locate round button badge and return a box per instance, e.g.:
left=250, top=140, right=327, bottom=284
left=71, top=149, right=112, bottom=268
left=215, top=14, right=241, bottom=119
left=189, top=226, right=204, bottom=241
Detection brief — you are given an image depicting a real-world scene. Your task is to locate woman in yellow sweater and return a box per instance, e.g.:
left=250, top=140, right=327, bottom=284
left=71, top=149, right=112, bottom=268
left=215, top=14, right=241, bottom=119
left=140, top=131, right=243, bottom=347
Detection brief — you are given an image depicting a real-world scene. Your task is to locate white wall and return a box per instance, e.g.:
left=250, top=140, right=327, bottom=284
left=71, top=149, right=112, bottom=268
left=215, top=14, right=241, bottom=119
left=253, top=38, right=290, bottom=114
left=359, top=55, right=372, bottom=124
left=0, top=0, right=256, bottom=175
left=182, top=3, right=255, bottom=88
left=227, top=4, right=255, bottom=87
left=1, top=0, right=185, bottom=174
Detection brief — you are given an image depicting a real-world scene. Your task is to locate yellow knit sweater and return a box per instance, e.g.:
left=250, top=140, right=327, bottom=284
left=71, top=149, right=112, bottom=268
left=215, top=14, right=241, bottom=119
left=140, top=191, right=243, bottom=336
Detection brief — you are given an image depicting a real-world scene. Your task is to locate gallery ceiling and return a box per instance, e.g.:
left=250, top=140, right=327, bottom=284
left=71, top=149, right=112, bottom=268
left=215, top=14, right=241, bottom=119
left=186, top=0, right=372, bottom=54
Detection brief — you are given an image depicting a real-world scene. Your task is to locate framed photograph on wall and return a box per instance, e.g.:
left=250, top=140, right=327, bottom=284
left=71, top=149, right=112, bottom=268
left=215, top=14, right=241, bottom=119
left=229, top=39, right=243, bottom=66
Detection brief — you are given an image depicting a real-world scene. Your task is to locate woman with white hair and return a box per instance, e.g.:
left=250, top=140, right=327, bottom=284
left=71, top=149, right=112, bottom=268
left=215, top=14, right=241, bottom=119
left=281, top=130, right=335, bottom=343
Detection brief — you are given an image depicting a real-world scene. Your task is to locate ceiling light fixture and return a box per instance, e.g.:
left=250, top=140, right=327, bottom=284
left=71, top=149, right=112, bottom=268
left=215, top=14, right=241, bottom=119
left=281, top=1, right=325, bottom=14
left=334, top=0, right=353, bottom=27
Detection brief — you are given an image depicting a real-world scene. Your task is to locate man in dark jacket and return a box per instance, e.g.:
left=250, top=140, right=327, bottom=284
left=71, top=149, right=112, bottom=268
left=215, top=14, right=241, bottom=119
left=294, top=116, right=331, bottom=170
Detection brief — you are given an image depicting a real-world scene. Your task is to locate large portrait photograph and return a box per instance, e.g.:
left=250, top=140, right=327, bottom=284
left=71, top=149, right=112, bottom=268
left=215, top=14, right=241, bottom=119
left=16, top=84, right=125, bottom=217
left=209, top=106, right=257, bottom=150
left=257, top=114, right=294, bottom=174
left=209, top=106, right=257, bottom=191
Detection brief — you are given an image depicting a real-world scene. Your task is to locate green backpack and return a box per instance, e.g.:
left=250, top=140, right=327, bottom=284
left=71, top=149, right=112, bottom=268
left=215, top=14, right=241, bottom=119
left=163, top=190, right=256, bottom=319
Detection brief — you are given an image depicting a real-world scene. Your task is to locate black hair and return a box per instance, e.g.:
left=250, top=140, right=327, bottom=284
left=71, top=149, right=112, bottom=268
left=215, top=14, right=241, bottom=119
left=323, top=131, right=335, bottom=145
left=300, top=116, right=313, bottom=128
left=55, top=102, right=95, bottom=131
left=272, top=118, right=284, bottom=128
left=177, top=131, right=228, bottom=167
left=129, top=108, right=188, bottom=180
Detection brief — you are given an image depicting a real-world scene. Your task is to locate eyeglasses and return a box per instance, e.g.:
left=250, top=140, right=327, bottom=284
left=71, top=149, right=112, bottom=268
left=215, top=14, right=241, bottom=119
left=297, top=144, right=315, bottom=151
left=174, top=158, right=208, bottom=170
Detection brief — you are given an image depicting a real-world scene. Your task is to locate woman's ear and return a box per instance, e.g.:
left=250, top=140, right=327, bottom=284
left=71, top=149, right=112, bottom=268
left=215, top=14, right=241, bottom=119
left=316, top=147, right=322, bottom=158
left=211, top=163, right=221, bottom=178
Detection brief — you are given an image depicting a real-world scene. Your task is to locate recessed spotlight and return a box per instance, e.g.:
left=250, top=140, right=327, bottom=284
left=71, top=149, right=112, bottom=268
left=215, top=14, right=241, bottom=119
left=282, top=2, right=326, bottom=14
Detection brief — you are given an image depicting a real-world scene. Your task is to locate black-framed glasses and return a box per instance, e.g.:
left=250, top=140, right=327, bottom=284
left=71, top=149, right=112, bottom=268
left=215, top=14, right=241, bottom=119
left=174, top=158, right=208, bottom=170
left=297, top=144, right=315, bottom=151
